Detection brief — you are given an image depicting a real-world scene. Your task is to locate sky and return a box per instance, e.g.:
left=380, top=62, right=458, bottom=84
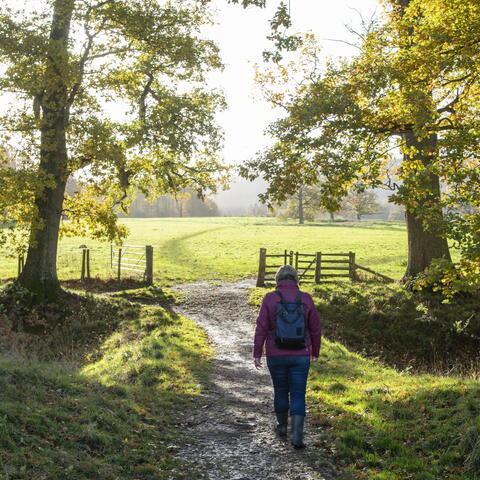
left=206, top=0, right=379, bottom=167
left=206, top=0, right=380, bottom=209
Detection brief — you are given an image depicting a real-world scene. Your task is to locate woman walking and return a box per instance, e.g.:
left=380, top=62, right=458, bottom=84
left=253, top=265, right=321, bottom=449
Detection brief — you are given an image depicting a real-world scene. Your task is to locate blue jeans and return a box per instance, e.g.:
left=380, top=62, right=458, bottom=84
left=267, top=356, right=310, bottom=416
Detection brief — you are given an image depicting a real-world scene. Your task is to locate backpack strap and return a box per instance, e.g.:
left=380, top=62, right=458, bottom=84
left=294, top=292, right=304, bottom=305
left=274, top=290, right=285, bottom=304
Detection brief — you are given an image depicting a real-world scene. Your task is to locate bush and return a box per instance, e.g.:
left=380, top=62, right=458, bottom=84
left=408, top=258, right=480, bottom=299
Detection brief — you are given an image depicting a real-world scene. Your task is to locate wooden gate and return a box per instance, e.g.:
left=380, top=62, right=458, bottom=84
left=257, top=248, right=356, bottom=287
left=294, top=252, right=317, bottom=283
left=256, top=248, right=394, bottom=287
left=315, top=252, right=355, bottom=282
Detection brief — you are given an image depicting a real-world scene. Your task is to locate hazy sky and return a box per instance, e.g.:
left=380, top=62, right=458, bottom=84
left=206, top=0, right=379, bottom=167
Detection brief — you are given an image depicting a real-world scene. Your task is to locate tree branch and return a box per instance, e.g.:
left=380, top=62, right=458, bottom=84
left=322, top=38, right=362, bottom=51
left=67, top=5, right=108, bottom=108
left=139, top=73, right=154, bottom=122
left=384, top=169, right=400, bottom=191
left=437, top=94, right=461, bottom=114
left=439, top=38, right=480, bottom=56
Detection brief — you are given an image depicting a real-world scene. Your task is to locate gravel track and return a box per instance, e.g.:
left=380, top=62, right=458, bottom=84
left=168, top=279, right=338, bottom=480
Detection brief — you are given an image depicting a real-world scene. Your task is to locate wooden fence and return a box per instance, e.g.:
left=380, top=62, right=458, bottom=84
left=80, top=246, right=91, bottom=281
left=111, top=244, right=153, bottom=284
left=16, top=249, right=93, bottom=281
left=256, top=248, right=393, bottom=287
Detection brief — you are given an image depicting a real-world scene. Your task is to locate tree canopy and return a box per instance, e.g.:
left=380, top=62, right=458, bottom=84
left=242, top=0, right=480, bottom=289
left=0, top=0, right=230, bottom=296
left=0, top=0, right=226, bottom=239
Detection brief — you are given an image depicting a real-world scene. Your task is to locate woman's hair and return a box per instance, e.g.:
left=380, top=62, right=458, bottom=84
left=275, top=265, right=299, bottom=284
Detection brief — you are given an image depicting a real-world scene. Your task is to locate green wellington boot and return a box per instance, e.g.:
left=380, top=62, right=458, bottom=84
left=291, top=414, right=306, bottom=449
left=275, top=412, right=288, bottom=437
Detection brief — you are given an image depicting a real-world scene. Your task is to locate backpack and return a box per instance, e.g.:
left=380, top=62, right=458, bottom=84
left=273, top=290, right=306, bottom=350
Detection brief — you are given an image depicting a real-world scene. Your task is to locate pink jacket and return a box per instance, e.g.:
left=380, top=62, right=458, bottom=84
left=253, top=280, right=321, bottom=358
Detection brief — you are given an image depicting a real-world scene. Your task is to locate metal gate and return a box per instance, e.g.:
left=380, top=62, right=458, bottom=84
left=111, top=244, right=153, bottom=284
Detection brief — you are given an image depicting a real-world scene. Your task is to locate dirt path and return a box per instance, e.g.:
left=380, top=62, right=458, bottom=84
left=168, top=280, right=338, bottom=480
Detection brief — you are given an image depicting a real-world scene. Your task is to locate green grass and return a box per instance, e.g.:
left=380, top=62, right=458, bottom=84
left=249, top=286, right=480, bottom=480
left=310, top=282, right=480, bottom=374
left=308, top=340, right=480, bottom=480
left=0, top=217, right=412, bottom=282
left=0, top=288, right=212, bottom=479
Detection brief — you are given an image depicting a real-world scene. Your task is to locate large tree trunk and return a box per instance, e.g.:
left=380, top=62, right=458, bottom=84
left=19, top=176, right=67, bottom=298
left=402, top=131, right=451, bottom=277
left=18, top=0, right=74, bottom=300
left=298, top=187, right=304, bottom=224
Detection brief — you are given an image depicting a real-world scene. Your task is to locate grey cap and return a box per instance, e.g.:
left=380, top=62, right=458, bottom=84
left=275, top=265, right=299, bottom=284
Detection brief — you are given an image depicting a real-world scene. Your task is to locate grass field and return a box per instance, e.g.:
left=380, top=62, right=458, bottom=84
left=0, top=217, right=413, bottom=282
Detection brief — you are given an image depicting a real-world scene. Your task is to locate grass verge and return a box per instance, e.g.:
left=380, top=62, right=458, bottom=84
left=0, top=286, right=212, bottom=479
left=250, top=286, right=480, bottom=480
left=310, top=340, right=480, bottom=480
left=311, top=282, right=480, bottom=375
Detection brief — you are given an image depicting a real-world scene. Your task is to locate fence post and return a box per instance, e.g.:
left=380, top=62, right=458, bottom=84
left=289, top=250, right=293, bottom=266
left=117, top=247, right=122, bottom=280
left=81, top=249, right=86, bottom=281
left=145, top=245, right=153, bottom=285
left=315, top=252, right=321, bottom=284
left=295, top=251, right=299, bottom=270
left=86, top=249, right=91, bottom=279
left=349, top=251, right=356, bottom=281
left=256, top=248, right=267, bottom=287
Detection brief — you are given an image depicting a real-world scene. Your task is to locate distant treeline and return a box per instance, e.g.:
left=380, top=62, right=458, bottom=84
left=65, top=179, right=220, bottom=218
left=120, top=191, right=219, bottom=218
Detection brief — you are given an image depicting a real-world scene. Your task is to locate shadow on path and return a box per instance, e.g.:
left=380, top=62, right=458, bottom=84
left=168, top=279, right=339, bottom=480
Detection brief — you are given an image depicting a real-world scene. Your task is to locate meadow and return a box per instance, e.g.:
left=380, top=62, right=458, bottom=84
left=1, top=217, right=413, bottom=282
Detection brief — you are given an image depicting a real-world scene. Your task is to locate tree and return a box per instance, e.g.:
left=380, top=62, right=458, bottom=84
left=247, top=203, right=269, bottom=216
left=183, top=189, right=219, bottom=217
left=0, top=0, right=227, bottom=299
left=242, top=0, right=480, bottom=280
left=277, top=184, right=323, bottom=223
left=276, top=183, right=343, bottom=223
left=342, top=191, right=381, bottom=220
left=387, top=204, right=406, bottom=222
